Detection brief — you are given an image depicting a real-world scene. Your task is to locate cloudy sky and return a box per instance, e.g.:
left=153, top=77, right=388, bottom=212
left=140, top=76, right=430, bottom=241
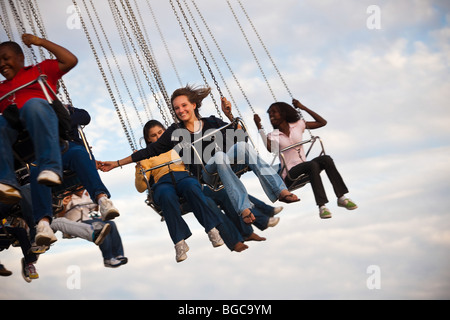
left=1, top=0, right=449, bottom=300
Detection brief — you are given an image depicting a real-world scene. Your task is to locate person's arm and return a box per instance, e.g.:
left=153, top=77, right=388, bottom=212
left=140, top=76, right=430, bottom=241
left=221, top=97, right=242, bottom=129
left=253, top=113, right=272, bottom=152
left=292, top=99, right=327, bottom=129
left=22, top=34, right=78, bottom=74
left=99, top=125, right=175, bottom=172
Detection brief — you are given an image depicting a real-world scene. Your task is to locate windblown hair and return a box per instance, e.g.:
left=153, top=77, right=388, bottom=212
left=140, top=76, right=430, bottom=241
left=267, top=102, right=300, bottom=128
left=170, top=84, right=211, bottom=119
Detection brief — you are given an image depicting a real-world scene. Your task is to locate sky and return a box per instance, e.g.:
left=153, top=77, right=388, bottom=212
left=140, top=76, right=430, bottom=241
left=1, top=0, right=450, bottom=300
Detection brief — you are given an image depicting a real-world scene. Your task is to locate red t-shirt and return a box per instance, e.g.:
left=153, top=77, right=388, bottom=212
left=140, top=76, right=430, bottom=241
left=0, top=59, right=65, bottom=113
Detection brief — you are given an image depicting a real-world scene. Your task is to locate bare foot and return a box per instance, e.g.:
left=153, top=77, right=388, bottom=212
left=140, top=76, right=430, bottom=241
left=233, top=242, right=249, bottom=252
left=244, top=233, right=266, bottom=242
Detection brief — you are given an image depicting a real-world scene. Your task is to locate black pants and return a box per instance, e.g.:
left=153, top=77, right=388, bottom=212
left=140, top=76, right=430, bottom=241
left=285, top=155, right=348, bottom=206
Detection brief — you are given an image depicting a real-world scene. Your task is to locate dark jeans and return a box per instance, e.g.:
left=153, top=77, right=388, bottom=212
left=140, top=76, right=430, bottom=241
left=285, top=155, right=348, bottom=206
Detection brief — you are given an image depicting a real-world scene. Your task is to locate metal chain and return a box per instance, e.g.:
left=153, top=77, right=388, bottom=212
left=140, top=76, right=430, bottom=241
left=145, top=0, right=183, bottom=87
left=122, top=0, right=173, bottom=113
left=109, top=3, right=156, bottom=121
left=72, top=0, right=136, bottom=151
left=190, top=0, right=256, bottom=117
left=237, top=0, right=293, bottom=100
left=182, top=0, right=244, bottom=121
left=111, top=0, right=171, bottom=127
left=86, top=0, right=144, bottom=128
left=170, top=0, right=223, bottom=119
left=226, top=0, right=276, bottom=102
left=80, top=0, right=138, bottom=149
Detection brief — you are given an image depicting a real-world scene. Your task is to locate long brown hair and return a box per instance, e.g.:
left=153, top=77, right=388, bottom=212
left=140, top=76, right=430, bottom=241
left=170, top=84, right=211, bottom=119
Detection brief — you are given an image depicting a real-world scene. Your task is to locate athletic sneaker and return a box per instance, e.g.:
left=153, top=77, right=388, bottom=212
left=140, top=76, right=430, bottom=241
left=37, top=170, right=61, bottom=186
left=338, top=198, right=358, bottom=210
left=104, top=258, right=122, bottom=268
left=21, top=258, right=39, bottom=282
left=92, top=222, right=111, bottom=245
left=175, top=239, right=189, bottom=263
left=0, top=183, right=22, bottom=205
left=267, top=217, right=280, bottom=228
left=116, top=255, right=128, bottom=265
left=272, top=206, right=284, bottom=215
left=35, top=220, right=57, bottom=247
left=319, top=206, right=332, bottom=219
left=99, top=198, right=120, bottom=221
left=207, top=227, right=224, bottom=248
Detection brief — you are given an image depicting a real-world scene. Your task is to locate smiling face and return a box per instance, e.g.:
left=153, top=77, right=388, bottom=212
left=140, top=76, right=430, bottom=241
left=268, top=105, right=284, bottom=129
left=0, top=45, right=24, bottom=81
left=172, top=95, right=197, bottom=123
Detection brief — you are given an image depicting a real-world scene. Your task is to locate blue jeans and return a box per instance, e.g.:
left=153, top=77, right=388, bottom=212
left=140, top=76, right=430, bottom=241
left=83, top=219, right=124, bottom=260
left=183, top=195, right=244, bottom=251
left=30, top=141, right=110, bottom=223
left=202, top=141, right=287, bottom=214
left=0, top=98, right=62, bottom=189
left=61, top=142, right=110, bottom=202
left=203, top=188, right=254, bottom=238
left=153, top=171, right=221, bottom=244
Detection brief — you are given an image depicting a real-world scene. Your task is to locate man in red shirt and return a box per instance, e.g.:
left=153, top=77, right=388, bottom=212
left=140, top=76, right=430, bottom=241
left=0, top=34, right=78, bottom=247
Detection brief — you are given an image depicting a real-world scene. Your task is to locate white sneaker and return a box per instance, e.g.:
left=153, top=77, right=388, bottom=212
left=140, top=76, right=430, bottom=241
left=207, top=227, right=224, bottom=248
left=175, top=239, right=189, bottom=263
left=273, top=206, right=284, bottom=215
left=104, top=258, right=122, bottom=268
left=0, top=183, right=22, bottom=205
left=37, top=170, right=61, bottom=186
left=319, top=206, right=332, bottom=219
left=35, top=220, right=57, bottom=247
left=267, top=217, right=280, bottom=228
left=99, top=198, right=120, bottom=221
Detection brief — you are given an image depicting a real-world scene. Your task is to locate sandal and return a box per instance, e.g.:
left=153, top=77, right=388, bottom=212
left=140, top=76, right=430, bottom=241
left=279, top=193, right=300, bottom=203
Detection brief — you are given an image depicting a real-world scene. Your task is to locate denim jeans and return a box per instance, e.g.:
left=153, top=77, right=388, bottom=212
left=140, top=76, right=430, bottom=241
left=0, top=98, right=62, bottom=189
left=30, top=141, right=111, bottom=223
left=61, top=142, right=110, bottom=202
left=202, top=141, right=287, bottom=214
left=203, top=188, right=254, bottom=238
left=82, top=219, right=124, bottom=260
left=153, top=171, right=221, bottom=244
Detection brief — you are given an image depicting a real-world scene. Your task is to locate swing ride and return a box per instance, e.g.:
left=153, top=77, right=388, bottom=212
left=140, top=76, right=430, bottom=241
left=0, top=0, right=327, bottom=253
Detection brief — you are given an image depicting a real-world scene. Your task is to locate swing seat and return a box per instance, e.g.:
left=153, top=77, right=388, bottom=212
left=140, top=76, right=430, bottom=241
left=139, top=162, right=191, bottom=221
left=189, top=117, right=255, bottom=191
left=276, top=136, right=325, bottom=192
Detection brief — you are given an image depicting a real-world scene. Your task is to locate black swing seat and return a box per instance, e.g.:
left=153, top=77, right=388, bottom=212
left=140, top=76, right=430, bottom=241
left=140, top=161, right=190, bottom=221
left=188, top=117, right=255, bottom=192
left=276, top=135, right=326, bottom=192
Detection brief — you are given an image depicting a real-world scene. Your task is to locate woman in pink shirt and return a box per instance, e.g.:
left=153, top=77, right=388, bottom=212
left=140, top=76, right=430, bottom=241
left=254, top=99, right=357, bottom=219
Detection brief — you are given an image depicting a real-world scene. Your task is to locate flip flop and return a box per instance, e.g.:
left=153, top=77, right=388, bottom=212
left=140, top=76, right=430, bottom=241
left=279, top=193, right=300, bottom=203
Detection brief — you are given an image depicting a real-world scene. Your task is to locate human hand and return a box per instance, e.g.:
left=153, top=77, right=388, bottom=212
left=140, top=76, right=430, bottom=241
left=221, top=97, right=233, bottom=119
left=292, top=98, right=306, bottom=110
left=253, top=114, right=262, bottom=129
left=22, top=34, right=43, bottom=47
left=98, top=161, right=117, bottom=172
